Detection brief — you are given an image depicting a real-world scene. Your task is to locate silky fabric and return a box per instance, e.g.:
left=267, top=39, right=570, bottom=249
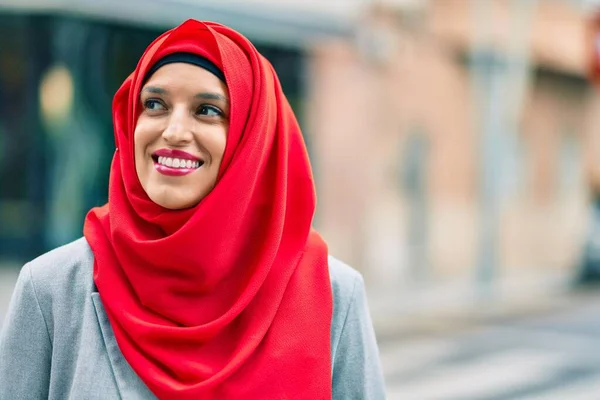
left=83, top=19, right=332, bottom=399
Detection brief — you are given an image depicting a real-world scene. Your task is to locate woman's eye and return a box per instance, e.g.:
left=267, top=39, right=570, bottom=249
left=197, top=105, right=222, bottom=117
left=144, top=99, right=165, bottom=111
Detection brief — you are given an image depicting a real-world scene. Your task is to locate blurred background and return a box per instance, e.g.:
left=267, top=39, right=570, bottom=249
left=1, top=0, right=600, bottom=398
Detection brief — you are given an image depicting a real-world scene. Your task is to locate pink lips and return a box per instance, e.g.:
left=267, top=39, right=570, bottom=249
left=152, top=148, right=203, bottom=177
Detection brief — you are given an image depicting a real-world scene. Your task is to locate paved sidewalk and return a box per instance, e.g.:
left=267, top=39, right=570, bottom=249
left=367, top=268, right=596, bottom=340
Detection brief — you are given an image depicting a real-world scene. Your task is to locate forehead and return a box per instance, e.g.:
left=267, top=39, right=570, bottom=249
left=143, top=63, right=226, bottom=92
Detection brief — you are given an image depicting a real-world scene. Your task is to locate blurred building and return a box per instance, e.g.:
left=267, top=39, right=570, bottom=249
left=1, top=0, right=599, bottom=300
left=309, top=0, right=600, bottom=294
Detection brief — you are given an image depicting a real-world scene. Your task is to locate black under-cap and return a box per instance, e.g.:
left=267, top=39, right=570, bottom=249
left=143, top=52, right=226, bottom=83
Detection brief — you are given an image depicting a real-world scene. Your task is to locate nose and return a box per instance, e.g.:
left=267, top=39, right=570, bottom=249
left=162, top=108, right=194, bottom=145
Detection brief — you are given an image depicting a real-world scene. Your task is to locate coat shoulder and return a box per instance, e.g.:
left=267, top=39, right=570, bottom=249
left=328, top=255, right=364, bottom=321
left=328, top=255, right=363, bottom=296
left=26, top=237, right=95, bottom=297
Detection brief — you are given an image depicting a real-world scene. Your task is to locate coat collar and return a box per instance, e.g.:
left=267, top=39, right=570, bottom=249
left=91, top=293, right=157, bottom=400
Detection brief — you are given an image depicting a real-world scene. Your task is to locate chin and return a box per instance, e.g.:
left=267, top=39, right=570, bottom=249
left=158, top=198, right=198, bottom=210
left=159, top=202, right=192, bottom=210
left=147, top=191, right=199, bottom=210
left=142, top=178, right=215, bottom=210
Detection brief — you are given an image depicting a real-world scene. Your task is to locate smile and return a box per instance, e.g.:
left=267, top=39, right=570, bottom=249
left=157, top=156, right=201, bottom=169
left=151, top=149, right=204, bottom=177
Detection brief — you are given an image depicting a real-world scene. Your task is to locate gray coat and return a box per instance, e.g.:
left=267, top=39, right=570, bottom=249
left=0, top=238, right=386, bottom=399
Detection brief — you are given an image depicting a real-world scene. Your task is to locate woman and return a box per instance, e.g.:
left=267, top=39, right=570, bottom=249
left=0, top=19, right=385, bottom=399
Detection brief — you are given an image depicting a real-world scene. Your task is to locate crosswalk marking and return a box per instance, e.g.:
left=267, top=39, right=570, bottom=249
left=528, top=376, right=600, bottom=400
left=385, top=349, right=569, bottom=400
left=491, top=326, right=600, bottom=353
left=380, top=338, right=459, bottom=379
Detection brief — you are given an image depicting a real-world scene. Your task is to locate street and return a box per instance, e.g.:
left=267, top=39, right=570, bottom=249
left=381, top=294, right=600, bottom=399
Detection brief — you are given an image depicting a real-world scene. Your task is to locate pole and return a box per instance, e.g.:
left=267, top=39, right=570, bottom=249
left=470, top=0, right=536, bottom=300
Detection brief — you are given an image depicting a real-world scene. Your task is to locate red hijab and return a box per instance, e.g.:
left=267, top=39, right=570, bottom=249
left=83, top=19, right=332, bottom=399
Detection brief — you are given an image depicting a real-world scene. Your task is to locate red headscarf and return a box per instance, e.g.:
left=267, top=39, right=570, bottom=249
left=83, top=19, right=332, bottom=399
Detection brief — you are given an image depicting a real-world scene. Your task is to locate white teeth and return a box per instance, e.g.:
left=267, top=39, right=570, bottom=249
left=156, top=156, right=201, bottom=169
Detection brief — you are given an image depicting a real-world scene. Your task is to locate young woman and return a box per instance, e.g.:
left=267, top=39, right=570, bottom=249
left=0, top=19, right=385, bottom=399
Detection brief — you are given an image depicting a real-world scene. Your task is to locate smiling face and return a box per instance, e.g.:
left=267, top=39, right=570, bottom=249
left=134, top=62, right=229, bottom=210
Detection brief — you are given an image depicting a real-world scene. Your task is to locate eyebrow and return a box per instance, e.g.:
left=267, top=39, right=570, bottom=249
left=142, top=86, right=167, bottom=95
left=141, top=86, right=229, bottom=104
left=195, top=92, right=229, bottom=104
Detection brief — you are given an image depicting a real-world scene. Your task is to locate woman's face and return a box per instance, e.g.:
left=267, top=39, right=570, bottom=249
left=134, top=63, right=229, bottom=210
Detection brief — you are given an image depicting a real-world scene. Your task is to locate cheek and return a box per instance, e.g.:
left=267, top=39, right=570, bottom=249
left=216, top=137, right=227, bottom=160
left=132, top=125, right=156, bottom=181
left=132, top=131, right=145, bottom=170
left=133, top=119, right=155, bottom=157
left=213, top=127, right=229, bottom=161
